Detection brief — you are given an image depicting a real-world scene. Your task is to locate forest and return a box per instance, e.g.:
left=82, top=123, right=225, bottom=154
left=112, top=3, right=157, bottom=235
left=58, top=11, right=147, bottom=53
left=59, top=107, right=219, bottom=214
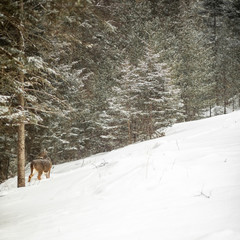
left=0, top=0, right=239, bottom=186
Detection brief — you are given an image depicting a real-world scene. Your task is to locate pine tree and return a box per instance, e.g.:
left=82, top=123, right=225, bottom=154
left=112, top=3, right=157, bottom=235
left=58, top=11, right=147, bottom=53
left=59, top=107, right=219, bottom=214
left=199, top=0, right=240, bottom=114
left=170, top=1, right=216, bottom=120
left=98, top=47, right=184, bottom=148
left=97, top=59, right=140, bottom=148
left=0, top=0, right=67, bottom=186
left=135, top=47, right=184, bottom=138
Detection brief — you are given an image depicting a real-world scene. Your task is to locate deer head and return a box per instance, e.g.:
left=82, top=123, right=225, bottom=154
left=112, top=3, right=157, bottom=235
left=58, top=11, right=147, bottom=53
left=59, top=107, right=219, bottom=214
left=37, top=149, right=48, bottom=159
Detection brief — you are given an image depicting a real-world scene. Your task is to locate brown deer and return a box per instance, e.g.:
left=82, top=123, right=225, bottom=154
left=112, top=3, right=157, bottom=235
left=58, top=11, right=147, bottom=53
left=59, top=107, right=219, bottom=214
left=28, top=150, right=52, bottom=182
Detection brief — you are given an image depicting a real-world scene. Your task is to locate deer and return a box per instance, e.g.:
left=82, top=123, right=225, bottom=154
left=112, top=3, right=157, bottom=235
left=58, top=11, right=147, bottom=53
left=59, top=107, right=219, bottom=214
left=28, top=149, right=52, bottom=182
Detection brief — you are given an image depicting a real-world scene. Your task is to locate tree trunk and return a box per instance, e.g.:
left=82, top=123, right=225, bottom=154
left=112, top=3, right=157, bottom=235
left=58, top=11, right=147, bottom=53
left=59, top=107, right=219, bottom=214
left=148, top=103, right=153, bottom=139
left=223, top=101, right=227, bottom=114
left=17, top=0, right=26, bottom=188
left=18, top=70, right=25, bottom=187
left=238, top=94, right=240, bottom=108
left=18, top=117, right=25, bottom=187
left=223, top=75, right=227, bottom=115
left=0, top=136, right=10, bottom=183
left=127, top=119, right=132, bottom=144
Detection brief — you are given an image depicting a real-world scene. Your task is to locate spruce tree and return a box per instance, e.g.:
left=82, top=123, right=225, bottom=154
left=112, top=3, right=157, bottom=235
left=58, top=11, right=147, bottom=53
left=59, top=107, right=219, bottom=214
left=0, top=0, right=67, bottom=186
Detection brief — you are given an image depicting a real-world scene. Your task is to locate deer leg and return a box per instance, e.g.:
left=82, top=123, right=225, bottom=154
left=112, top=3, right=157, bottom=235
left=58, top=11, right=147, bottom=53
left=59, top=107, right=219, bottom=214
left=28, top=166, right=35, bottom=182
left=28, top=174, right=33, bottom=182
left=37, top=171, right=43, bottom=180
left=46, top=167, right=51, bottom=179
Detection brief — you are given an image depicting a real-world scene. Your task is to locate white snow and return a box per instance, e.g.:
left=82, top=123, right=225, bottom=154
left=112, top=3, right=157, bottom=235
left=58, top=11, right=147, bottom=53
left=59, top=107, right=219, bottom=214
left=1, top=111, right=240, bottom=240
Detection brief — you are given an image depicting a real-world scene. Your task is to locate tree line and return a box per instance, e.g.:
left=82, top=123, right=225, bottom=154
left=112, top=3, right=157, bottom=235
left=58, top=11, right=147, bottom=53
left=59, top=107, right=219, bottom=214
left=0, top=0, right=239, bottom=186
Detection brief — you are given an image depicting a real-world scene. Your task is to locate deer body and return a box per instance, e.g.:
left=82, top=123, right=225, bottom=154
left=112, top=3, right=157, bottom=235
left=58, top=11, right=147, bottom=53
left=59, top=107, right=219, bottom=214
left=28, top=151, right=52, bottom=182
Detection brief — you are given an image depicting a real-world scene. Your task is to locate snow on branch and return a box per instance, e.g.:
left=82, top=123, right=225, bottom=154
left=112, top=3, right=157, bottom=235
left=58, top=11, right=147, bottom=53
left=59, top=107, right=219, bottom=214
left=0, top=95, right=11, bottom=103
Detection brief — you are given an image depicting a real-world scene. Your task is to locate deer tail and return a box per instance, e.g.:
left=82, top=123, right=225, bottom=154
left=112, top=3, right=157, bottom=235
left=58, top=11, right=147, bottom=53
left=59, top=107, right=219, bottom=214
left=30, top=162, right=34, bottom=174
left=28, top=162, right=34, bottom=182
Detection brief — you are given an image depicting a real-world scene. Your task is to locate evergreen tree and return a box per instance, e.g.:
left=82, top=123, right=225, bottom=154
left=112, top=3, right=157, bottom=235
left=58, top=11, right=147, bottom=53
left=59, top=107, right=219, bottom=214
left=98, top=47, right=183, bottom=148
left=0, top=0, right=67, bottom=186
left=171, top=1, right=216, bottom=120
left=199, top=0, right=240, bottom=113
left=135, top=47, right=184, bottom=138
left=97, top=59, right=140, bottom=148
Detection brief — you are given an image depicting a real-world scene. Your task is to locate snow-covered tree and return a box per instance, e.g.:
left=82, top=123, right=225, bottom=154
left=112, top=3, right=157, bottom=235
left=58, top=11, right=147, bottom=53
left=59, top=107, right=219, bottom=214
left=170, top=1, right=216, bottom=120
left=198, top=0, right=240, bottom=114
left=98, top=48, right=184, bottom=148
left=135, top=47, right=184, bottom=138
left=0, top=0, right=67, bottom=186
left=97, top=60, right=140, bottom=148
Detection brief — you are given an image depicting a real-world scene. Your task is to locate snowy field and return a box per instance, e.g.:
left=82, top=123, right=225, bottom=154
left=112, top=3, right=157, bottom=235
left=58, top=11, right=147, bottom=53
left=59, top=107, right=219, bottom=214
left=1, top=111, right=240, bottom=240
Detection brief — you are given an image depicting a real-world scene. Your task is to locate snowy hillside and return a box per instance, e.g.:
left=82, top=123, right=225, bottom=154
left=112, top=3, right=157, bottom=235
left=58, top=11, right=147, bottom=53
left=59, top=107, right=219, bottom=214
left=1, top=111, right=240, bottom=240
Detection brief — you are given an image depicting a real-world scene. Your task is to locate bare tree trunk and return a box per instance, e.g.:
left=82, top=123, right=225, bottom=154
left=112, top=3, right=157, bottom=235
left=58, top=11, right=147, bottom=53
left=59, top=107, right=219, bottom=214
left=17, top=0, right=26, bottom=188
left=148, top=103, right=153, bottom=139
left=18, top=112, right=25, bottom=188
left=223, top=76, right=227, bottom=115
left=223, top=102, right=227, bottom=114
left=0, top=136, right=10, bottom=183
left=127, top=119, right=132, bottom=144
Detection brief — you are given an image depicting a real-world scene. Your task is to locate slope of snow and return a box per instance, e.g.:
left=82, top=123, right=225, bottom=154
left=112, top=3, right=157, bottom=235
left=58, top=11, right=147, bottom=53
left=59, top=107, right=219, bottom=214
left=1, top=111, right=240, bottom=240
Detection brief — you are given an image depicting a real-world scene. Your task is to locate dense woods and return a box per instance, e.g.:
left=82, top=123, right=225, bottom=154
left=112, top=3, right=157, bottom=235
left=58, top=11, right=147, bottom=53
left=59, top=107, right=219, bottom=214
left=0, top=0, right=239, bottom=185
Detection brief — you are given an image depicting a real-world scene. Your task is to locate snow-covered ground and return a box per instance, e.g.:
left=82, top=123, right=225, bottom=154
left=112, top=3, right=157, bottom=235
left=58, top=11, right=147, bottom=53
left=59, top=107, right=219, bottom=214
left=1, top=111, right=240, bottom=240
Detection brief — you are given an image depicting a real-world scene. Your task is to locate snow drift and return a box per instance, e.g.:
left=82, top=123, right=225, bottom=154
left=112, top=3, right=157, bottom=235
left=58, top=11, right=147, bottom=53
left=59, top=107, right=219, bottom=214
left=1, top=111, right=240, bottom=240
